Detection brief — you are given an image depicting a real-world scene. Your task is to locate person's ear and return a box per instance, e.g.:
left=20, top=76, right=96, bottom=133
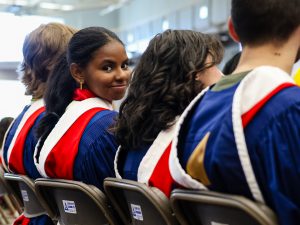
left=70, top=63, right=84, bottom=83
left=195, top=72, right=201, bottom=81
left=228, top=17, right=240, bottom=43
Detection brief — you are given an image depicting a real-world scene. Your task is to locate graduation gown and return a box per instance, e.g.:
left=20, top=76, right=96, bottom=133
left=115, top=122, right=178, bottom=197
left=35, top=90, right=118, bottom=191
left=1, top=99, right=53, bottom=225
left=170, top=66, right=300, bottom=225
left=1, top=99, right=45, bottom=178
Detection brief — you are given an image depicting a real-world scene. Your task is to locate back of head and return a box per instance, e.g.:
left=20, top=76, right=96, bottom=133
left=116, top=29, right=223, bottom=150
left=231, top=0, right=300, bottom=46
left=20, top=22, right=77, bottom=99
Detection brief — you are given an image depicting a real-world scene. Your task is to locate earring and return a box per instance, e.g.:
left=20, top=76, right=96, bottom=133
left=79, top=80, right=84, bottom=90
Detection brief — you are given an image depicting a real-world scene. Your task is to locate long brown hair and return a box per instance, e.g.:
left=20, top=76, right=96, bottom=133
left=115, top=29, right=223, bottom=150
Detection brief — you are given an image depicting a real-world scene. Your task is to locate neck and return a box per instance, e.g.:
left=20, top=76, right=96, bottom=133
left=233, top=33, right=299, bottom=74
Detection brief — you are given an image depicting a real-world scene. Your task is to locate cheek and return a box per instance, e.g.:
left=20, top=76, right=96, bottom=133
left=124, top=70, right=132, bottom=82
left=204, top=68, right=223, bottom=86
left=86, top=77, right=108, bottom=95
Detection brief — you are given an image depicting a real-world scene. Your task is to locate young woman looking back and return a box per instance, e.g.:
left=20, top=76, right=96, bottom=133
left=35, top=27, right=131, bottom=190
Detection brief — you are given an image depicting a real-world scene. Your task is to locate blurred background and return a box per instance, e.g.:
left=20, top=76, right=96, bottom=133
left=0, top=0, right=297, bottom=118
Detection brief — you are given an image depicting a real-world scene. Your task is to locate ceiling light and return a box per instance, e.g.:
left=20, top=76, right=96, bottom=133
left=39, top=2, right=74, bottom=11
left=199, top=6, right=208, bottom=19
left=162, top=19, right=169, bottom=31
left=60, top=5, right=74, bottom=11
left=14, top=0, right=28, bottom=6
left=39, top=2, right=60, bottom=10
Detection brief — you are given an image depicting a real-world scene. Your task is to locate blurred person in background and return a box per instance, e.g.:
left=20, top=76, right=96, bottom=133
left=1, top=22, right=76, bottom=225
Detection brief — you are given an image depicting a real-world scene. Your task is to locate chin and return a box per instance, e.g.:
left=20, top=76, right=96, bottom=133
left=112, top=94, right=126, bottom=101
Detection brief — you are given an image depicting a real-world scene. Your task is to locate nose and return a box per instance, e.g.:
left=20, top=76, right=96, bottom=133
left=115, top=67, right=131, bottom=82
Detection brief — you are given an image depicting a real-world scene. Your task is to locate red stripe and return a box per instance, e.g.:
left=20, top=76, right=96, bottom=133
left=44, top=108, right=106, bottom=179
left=9, top=107, right=45, bottom=174
left=242, top=83, right=295, bottom=128
left=13, top=215, right=31, bottom=225
left=148, top=142, right=174, bottom=197
left=73, top=88, right=96, bottom=101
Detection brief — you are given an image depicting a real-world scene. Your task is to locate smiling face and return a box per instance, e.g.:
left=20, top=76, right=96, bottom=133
left=74, top=40, right=131, bottom=102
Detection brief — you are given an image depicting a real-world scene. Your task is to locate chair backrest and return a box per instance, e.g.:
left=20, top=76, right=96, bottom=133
left=0, top=168, right=7, bottom=196
left=34, top=178, right=121, bottom=225
left=0, top=169, right=22, bottom=206
left=3, top=173, right=49, bottom=218
left=103, top=177, right=178, bottom=225
left=170, top=189, right=278, bottom=225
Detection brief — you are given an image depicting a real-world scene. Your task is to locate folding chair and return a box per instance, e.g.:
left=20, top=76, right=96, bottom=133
left=3, top=173, right=50, bottom=219
left=103, top=177, right=179, bottom=225
left=34, top=178, right=121, bottom=225
left=0, top=170, right=11, bottom=224
left=0, top=169, right=23, bottom=216
left=170, top=189, right=278, bottom=225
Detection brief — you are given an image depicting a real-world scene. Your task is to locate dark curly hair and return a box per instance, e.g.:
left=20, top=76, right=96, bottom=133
left=115, top=29, right=223, bottom=150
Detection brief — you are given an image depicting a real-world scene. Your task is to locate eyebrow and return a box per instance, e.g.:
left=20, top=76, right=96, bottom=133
left=101, top=58, right=129, bottom=64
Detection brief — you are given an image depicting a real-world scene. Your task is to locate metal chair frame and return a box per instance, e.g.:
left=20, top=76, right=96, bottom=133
left=170, top=189, right=278, bottom=225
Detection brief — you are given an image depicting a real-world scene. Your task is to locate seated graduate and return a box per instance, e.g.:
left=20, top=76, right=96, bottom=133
left=114, top=29, right=224, bottom=197
left=35, top=27, right=131, bottom=190
left=1, top=22, right=76, bottom=225
left=170, top=0, right=300, bottom=224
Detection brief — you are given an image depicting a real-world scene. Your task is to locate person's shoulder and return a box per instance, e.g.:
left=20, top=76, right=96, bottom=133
left=85, top=109, right=118, bottom=131
left=248, top=85, right=300, bottom=133
left=240, top=66, right=300, bottom=106
left=272, top=85, right=300, bottom=105
left=93, top=109, right=118, bottom=120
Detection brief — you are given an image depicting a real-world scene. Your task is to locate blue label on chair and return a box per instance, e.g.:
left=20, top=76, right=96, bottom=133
left=62, top=200, right=77, bottom=214
left=131, top=204, right=143, bottom=221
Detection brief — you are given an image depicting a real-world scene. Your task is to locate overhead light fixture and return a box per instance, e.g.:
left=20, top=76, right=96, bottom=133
left=99, top=0, right=131, bottom=16
left=39, top=2, right=60, bottom=10
left=199, top=6, right=208, bottom=19
left=39, top=2, right=74, bottom=11
left=60, top=5, right=74, bottom=11
left=162, top=19, right=169, bottom=31
left=14, top=0, right=28, bottom=6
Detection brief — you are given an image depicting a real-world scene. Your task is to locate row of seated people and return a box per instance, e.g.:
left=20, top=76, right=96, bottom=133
left=1, top=0, right=300, bottom=224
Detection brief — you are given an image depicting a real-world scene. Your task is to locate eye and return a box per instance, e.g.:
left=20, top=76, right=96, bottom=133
left=103, top=65, right=112, bottom=72
left=122, top=62, right=129, bottom=70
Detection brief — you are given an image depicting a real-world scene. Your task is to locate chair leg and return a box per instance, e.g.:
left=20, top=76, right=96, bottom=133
left=0, top=205, right=9, bottom=225
left=3, top=195, right=21, bottom=217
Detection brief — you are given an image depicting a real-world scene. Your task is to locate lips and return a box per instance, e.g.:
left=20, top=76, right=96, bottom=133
left=111, top=84, right=127, bottom=92
left=111, top=84, right=127, bottom=88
